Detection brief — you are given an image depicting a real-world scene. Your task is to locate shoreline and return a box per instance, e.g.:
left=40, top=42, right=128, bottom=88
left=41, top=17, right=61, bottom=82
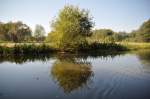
left=0, top=42, right=150, bottom=55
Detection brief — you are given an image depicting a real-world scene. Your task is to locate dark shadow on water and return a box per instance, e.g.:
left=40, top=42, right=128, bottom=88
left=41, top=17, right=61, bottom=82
left=0, top=54, right=55, bottom=64
left=0, top=51, right=127, bottom=64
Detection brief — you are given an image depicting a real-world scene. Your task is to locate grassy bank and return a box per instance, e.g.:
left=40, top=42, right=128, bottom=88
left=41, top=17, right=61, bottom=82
left=0, top=43, right=57, bottom=55
left=0, top=42, right=149, bottom=55
left=118, top=42, right=150, bottom=50
left=0, top=42, right=128, bottom=55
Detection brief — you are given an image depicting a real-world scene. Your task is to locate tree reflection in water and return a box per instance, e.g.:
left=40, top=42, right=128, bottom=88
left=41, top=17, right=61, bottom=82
left=50, top=54, right=93, bottom=93
left=136, top=50, right=150, bottom=67
left=0, top=54, right=54, bottom=64
left=0, top=51, right=125, bottom=64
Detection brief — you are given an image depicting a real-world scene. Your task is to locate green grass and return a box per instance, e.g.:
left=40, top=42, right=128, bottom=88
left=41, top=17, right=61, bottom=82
left=118, top=42, right=150, bottom=50
left=0, top=43, right=57, bottom=55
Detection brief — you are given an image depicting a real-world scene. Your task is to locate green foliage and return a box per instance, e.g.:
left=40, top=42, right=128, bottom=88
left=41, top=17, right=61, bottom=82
left=0, top=21, right=32, bottom=42
left=88, top=19, right=150, bottom=43
left=47, top=5, right=93, bottom=51
left=137, top=19, right=150, bottom=42
left=78, top=42, right=128, bottom=52
left=113, top=32, right=129, bottom=42
left=0, top=5, right=149, bottom=53
left=88, top=29, right=129, bottom=43
left=0, top=44, right=56, bottom=55
left=0, top=46, right=12, bottom=54
left=128, top=19, right=150, bottom=42
left=89, top=29, right=114, bottom=43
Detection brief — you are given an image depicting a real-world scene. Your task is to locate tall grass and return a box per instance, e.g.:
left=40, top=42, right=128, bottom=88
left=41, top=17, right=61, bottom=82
left=0, top=44, right=56, bottom=55
left=0, top=42, right=128, bottom=55
left=78, top=42, right=128, bottom=52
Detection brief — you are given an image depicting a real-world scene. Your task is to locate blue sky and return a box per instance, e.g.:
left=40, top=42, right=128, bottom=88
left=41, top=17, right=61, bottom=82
left=0, top=0, right=150, bottom=33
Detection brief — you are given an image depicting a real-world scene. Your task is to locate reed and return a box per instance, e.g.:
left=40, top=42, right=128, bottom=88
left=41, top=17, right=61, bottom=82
left=0, top=43, right=56, bottom=55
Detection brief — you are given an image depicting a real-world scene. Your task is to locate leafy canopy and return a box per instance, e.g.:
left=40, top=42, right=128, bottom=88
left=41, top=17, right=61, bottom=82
left=128, top=19, right=150, bottom=42
left=47, top=5, right=93, bottom=50
left=0, top=21, right=31, bottom=42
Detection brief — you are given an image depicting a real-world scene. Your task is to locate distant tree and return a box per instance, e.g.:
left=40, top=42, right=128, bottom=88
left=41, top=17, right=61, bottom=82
left=91, top=29, right=114, bottom=43
left=0, top=21, right=32, bottom=42
left=113, top=31, right=128, bottom=42
left=128, top=19, right=150, bottom=42
left=0, top=22, right=5, bottom=41
left=34, top=24, right=46, bottom=42
left=47, top=5, right=93, bottom=50
left=136, top=19, right=150, bottom=42
left=127, top=30, right=137, bottom=42
left=15, top=21, right=32, bottom=42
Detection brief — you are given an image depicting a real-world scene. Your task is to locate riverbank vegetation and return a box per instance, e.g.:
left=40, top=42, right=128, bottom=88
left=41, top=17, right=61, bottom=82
left=0, top=42, right=128, bottom=55
left=0, top=5, right=150, bottom=54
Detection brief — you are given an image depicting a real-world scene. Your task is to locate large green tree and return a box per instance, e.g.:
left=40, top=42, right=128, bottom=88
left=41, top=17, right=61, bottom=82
left=47, top=5, right=93, bottom=51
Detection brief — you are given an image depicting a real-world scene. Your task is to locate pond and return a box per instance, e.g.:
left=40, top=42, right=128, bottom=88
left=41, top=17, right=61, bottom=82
left=0, top=50, right=150, bottom=99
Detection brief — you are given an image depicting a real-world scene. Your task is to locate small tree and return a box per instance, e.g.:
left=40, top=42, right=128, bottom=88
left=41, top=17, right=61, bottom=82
left=47, top=5, right=93, bottom=51
left=34, top=24, right=46, bottom=42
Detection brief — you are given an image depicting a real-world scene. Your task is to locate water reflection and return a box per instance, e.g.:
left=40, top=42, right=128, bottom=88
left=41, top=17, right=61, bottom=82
left=0, top=54, right=54, bottom=64
left=135, top=50, right=150, bottom=73
left=0, top=50, right=150, bottom=99
left=50, top=54, right=93, bottom=93
left=0, top=52, right=125, bottom=64
left=136, top=50, right=150, bottom=66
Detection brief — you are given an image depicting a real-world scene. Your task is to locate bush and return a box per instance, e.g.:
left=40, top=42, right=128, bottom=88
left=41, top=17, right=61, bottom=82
left=0, top=44, right=56, bottom=55
left=78, top=42, right=128, bottom=52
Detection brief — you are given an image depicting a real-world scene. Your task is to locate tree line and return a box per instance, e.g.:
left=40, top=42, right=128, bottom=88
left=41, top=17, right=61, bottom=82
left=0, top=21, right=45, bottom=42
left=90, top=19, right=150, bottom=43
left=0, top=5, right=150, bottom=44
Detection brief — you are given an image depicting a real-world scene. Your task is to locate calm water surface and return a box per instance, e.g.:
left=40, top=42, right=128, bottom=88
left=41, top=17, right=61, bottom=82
left=0, top=50, right=150, bottom=99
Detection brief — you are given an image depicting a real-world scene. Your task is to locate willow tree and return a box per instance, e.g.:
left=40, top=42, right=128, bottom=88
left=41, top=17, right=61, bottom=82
left=48, top=5, right=93, bottom=51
